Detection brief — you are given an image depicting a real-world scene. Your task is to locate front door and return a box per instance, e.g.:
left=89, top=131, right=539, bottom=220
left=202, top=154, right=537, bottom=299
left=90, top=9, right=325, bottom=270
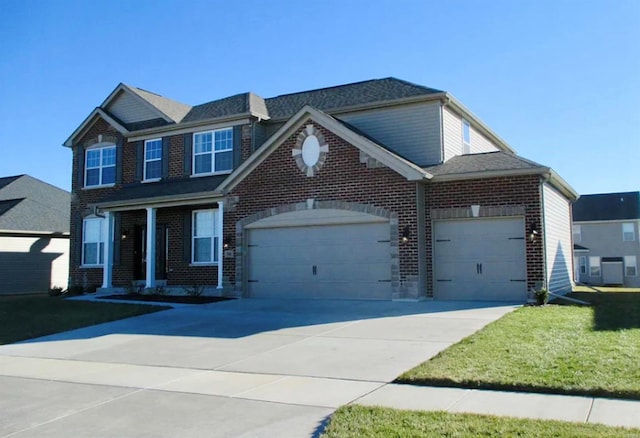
left=133, top=224, right=167, bottom=280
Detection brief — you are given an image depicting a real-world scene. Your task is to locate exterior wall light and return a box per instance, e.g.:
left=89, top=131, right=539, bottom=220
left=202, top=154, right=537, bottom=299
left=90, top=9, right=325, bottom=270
left=121, top=229, right=130, bottom=240
left=401, top=226, right=411, bottom=243
left=529, top=224, right=538, bottom=242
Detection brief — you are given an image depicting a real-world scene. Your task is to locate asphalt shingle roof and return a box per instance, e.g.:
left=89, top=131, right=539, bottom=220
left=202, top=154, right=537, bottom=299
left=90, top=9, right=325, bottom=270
left=0, top=175, right=70, bottom=232
left=572, top=191, right=640, bottom=221
left=181, top=93, right=266, bottom=123
left=424, top=151, right=544, bottom=177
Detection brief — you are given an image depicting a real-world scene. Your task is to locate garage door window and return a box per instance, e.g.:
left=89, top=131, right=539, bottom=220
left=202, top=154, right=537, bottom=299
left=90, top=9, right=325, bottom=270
left=192, top=209, right=219, bottom=264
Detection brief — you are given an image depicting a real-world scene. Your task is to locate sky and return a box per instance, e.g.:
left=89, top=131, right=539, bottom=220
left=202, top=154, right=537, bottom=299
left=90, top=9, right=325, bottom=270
left=0, top=0, right=638, bottom=195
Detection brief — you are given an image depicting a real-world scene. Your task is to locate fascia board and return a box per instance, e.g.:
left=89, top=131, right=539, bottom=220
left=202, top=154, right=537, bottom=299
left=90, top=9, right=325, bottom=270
left=127, top=117, right=251, bottom=142
left=63, top=108, right=130, bottom=147
left=431, top=167, right=547, bottom=182
left=547, top=169, right=579, bottom=201
left=95, top=191, right=224, bottom=211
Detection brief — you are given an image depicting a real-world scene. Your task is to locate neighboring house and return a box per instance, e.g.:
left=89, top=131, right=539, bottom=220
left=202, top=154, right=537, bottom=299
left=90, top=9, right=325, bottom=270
left=63, top=78, right=578, bottom=301
left=573, top=191, right=640, bottom=287
left=0, top=175, right=70, bottom=294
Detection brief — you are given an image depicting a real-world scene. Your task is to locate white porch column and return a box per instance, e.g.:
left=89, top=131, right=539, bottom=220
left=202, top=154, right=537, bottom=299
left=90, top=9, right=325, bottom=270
left=217, top=201, right=224, bottom=290
left=101, top=211, right=114, bottom=289
left=145, top=207, right=157, bottom=289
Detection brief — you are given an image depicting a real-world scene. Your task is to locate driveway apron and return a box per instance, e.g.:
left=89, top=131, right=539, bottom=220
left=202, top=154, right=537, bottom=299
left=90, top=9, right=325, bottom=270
left=0, top=299, right=515, bottom=437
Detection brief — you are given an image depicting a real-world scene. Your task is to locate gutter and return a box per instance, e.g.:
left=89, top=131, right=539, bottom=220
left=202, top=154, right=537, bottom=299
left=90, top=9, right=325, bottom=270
left=93, top=190, right=224, bottom=211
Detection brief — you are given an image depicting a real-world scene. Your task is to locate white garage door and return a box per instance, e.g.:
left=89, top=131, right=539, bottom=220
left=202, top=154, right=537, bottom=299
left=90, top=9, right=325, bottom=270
left=434, top=218, right=527, bottom=301
left=247, top=222, right=391, bottom=299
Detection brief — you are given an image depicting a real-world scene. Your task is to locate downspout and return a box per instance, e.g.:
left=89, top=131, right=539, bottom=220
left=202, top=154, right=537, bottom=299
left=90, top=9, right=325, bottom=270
left=439, top=97, right=447, bottom=162
left=540, top=174, right=550, bottom=290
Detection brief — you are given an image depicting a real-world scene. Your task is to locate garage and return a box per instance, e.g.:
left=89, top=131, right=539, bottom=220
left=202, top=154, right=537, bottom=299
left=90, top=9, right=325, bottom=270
left=433, top=217, right=527, bottom=301
left=246, top=209, right=391, bottom=299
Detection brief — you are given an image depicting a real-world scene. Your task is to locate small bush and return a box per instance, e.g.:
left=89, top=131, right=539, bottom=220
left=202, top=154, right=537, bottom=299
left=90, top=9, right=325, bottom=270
left=535, top=288, right=549, bottom=306
left=183, top=284, right=205, bottom=297
left=66, top=285, right=84, bottom=296
left=48, top=286, right=64, bottom=297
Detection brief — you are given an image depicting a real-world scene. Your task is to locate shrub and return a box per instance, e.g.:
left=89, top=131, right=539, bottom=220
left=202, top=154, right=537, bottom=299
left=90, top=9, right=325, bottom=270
left=534, top=288, right=549, bottom=306
left=66, top=285, right=84, bottom=296
left=48, top=286, right=64, bottom=297
left=183, top=284, right=205, bottom=297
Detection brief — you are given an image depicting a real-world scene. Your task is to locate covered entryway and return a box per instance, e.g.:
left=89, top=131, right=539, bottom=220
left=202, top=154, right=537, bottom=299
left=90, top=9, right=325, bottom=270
left=433, top=217, right=527, bottom=301
left=246, top=209, right=392, bottom=299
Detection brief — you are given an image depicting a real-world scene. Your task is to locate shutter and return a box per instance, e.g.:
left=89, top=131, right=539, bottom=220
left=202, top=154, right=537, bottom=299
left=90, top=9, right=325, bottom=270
left=162, top=137, right=170, bottom=179
left=113, top=212, right=121, bottom=265
left=183, top=133, right=192, bottom=175
left=233, top=125, right=242, bottom=169
left=135, top=141, right=144, bottom=181
left=183, top=211, right=192, bottom=262
left=75, top=215, right=83, bottom=267
left=115, top=139, right=124, bottom=184
left=76, top=147, right=85, bottom=188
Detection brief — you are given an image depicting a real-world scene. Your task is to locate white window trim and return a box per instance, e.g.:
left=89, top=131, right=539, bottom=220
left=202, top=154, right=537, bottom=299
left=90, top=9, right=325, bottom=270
left=81, top=216, right=107, bottom=268
left=143, top=138, right=162, bottom=182
left=573, top=225, right=581, bottom=243
left=579, top=256, right=587, bottom=274
left=84, top=143, right=116, bottom=188
left=622, top=223, right=635, bottom=241
left=462, top=119, right=471, bottom=154
left=191, top=209, right=220, bottom=265
left=192, top=128, right=233, bottom=176
left=589, top=256, right=601, bottom=277
left=625, top=256, right=637, bottom=277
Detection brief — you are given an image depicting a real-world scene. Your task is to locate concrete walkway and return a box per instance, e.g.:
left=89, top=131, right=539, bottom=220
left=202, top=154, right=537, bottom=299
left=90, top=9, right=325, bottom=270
left=1, top=298, right=638, bottom=436
left=355, top=383, right=640, bottom=429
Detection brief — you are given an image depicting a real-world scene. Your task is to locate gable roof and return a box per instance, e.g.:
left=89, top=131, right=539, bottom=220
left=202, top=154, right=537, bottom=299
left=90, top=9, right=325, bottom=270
left=0, top=175, right=70, bottom=233
left=124, top=84, right=192, bottom=123
left=217, top=105, right=432, bottom=194
left=572, top=191, right=640, bottom=221
left=264, top=77, right=444, bottom=120
left=181, top=92, right=268, bottom=123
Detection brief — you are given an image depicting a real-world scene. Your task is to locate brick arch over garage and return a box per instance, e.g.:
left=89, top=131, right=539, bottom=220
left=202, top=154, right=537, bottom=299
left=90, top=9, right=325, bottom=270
left=234, top=200, right=400, bottom=298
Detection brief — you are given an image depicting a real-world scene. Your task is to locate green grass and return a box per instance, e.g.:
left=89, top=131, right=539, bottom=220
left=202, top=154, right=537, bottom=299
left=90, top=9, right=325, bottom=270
left=0, top=294, right=168, bottom=345
left=321, top=406, right=640, bottom=438
left=398, top=291, right=640, bottom=399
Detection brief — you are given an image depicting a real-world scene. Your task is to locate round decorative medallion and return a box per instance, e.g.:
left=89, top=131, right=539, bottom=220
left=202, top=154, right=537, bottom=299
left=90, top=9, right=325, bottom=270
left=292, top=124, right=329, bottom=177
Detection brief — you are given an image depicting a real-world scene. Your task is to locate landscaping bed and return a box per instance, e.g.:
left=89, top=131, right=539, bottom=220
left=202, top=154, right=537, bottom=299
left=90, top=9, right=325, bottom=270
left=97, top=294, right=234, bottom=304
left=397, top=290, right=640, bottom=399
left=321, top=406, right=639, bottom=437
left=0, top=294, right=167, bottom=345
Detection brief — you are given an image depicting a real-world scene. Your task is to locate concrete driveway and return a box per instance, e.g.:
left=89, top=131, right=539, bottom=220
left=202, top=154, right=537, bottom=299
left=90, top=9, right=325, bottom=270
left=0, top=298, right=516, bottom=437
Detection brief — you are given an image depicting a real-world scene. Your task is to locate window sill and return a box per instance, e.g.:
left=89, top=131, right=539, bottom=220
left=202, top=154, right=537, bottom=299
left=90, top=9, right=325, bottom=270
left=142, top=178, right=161, bottom=184
left=189, top=262, right=220, bottom=267
left=83, top=184, right=115, bottom=190
left=80, top=264, right=103, bottom=269
left=190, top=171, right=232, bottom=178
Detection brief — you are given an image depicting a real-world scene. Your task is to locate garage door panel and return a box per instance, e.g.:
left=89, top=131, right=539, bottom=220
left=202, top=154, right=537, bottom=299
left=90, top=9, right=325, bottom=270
left=248, top=221, right=391, bottom=300
left=434, top=218, right=526, bottom=302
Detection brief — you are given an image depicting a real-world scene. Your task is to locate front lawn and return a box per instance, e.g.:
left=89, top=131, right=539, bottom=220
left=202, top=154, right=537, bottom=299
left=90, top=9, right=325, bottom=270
left=398, top=291, right=640, bottom=399
left=321, top=406, right=640, bottom=437
left=0, top=294, right=167, bottom=345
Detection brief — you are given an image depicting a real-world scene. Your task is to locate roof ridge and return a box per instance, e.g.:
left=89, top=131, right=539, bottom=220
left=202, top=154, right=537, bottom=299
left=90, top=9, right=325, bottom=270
left=264, top=77, right=392, bottom=100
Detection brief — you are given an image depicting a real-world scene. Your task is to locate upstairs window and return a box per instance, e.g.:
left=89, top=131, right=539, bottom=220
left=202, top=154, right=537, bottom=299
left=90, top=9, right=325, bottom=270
left=193, top=128, right=233, bottom=175
left=589, top=256, right=601, bottom=276
left=623, top=223, right=635, bottom=241
left=462, top=120, right=471, bottom=154
left=144, top=138, right=162, bottom=181
left=625, top=256, right=637, bottom=276
left=573, top=225, right=582, bottom=243
left=85, top=145, right=116, bottom=187
left=192, top=209, right=220, bottom=264
left=82, top=217, right=105, bottom=266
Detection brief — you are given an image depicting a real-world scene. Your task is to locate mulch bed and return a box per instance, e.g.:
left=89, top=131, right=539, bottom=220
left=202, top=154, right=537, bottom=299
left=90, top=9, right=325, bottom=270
left=98, top=294, right=234, bottom=304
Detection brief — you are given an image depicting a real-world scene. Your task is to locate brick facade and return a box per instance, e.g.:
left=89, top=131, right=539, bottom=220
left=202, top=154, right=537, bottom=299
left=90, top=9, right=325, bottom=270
left=226, top=119, right=420, bottom=298
left=424, top=175, right=545, bottom=295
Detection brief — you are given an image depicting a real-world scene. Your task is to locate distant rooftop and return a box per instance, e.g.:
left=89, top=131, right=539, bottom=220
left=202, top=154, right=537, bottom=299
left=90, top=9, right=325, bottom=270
left=573, top=191, right=640, bottom=221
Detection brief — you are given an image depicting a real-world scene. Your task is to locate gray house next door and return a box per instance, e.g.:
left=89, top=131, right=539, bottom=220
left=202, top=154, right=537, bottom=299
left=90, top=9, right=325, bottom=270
left=433, top=217, right=527, bottom=301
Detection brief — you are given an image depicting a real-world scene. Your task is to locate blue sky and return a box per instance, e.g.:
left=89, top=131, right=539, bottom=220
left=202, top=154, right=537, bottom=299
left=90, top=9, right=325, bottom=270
left=0, top=0, right=638, bottom=194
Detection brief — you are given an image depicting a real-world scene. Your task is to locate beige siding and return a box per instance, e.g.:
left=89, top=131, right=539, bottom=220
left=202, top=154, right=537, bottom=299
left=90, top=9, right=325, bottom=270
left=543, top=184, right=573, bottom=294
left=0, top=235, right=69, bottom=294
left=339, top=102, right=442, bottom=165
left=108, top=91, right=160, bottom=124
left=442, top=106, right=499, bottom=161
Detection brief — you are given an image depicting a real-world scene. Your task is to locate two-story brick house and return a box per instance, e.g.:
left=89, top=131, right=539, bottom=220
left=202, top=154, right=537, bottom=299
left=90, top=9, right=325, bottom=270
left=64, top=78, right=578, bottom=301
left=573, top=191, right=640, bottom=287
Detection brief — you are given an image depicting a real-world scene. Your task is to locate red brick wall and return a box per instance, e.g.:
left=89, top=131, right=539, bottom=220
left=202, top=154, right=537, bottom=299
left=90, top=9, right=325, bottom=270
left=424, top=175, right=544, bottom=294
left=226, top=119, right=419, bottom=293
